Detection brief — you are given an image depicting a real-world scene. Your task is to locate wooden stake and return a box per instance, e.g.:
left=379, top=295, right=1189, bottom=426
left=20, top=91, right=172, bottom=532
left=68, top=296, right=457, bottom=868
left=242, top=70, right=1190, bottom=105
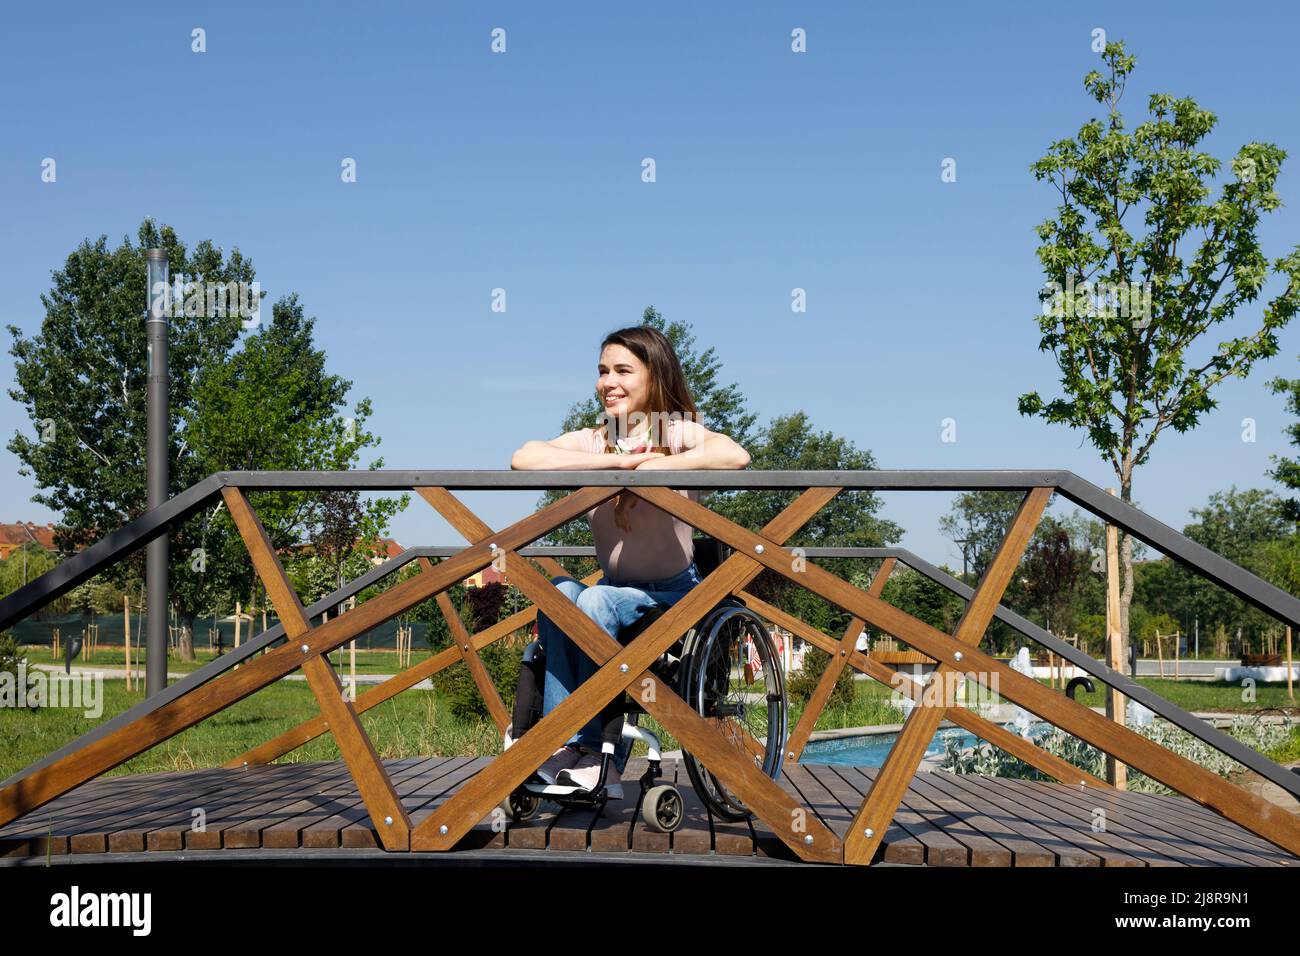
left=1287, top=625, right=1294, bottom=703
left=1105, top=487, right=1127, bottom=789
left=124, top=595, right=132, bottom=692
left=349, top=640, right=357, bottom=703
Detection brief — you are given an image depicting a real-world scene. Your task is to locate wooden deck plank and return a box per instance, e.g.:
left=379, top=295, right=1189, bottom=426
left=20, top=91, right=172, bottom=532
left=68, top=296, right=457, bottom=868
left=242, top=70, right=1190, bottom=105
left=1140, top=788, right=1300, bottom=853
left=110, top=765, right=307, bottom=853
left=914, top=771, right=1081, bottom=867
left=999, top=777, right=1290, bottom=867
left=261, top=758, right=445, bottom=849
left=900, top=772, right=1023, bottom=866
left=750, top=761, right=854, bottom=860
left=586, top=758, right=644, bottom=853
left=1097, top=788, right=1299, bottom=865
left=186, top=760, right=336, bottom=850
left=5, top=755, right=1293, bottom=867
left=343, top=757, right=481, bottom=849
left=830, top=766, right=971, bottom=866
left=924, top=770, right=1115, bottom=867
left=804, top=763, right=921, bottom=865
left=0, top=767, right=198, bottom=856
left=669, top=757, right=714, bottom=854
left=987, top=776, right=1223, bottom=867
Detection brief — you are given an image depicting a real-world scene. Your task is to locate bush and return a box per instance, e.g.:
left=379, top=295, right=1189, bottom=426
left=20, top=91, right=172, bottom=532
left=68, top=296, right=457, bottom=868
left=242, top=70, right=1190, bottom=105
left=0, top=633, right=23, bottom=680
left=787, top=644, right=854, bottom=712
left=940, top=714, right=1298, bottom=794
left=427, top=600, right=523, bottom=722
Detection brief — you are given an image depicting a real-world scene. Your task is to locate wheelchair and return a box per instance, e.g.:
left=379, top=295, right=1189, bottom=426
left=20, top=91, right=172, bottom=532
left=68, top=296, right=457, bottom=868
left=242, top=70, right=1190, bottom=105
left=503, top=538, right=789, bottom=832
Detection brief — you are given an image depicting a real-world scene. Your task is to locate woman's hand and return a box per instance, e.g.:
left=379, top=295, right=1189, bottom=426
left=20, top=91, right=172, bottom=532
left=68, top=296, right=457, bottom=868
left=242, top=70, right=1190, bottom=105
left=615, top=451, right=664, bottom=469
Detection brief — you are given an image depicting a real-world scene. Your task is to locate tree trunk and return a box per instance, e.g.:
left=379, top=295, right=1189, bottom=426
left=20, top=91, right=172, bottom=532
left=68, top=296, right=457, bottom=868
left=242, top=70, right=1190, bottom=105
left=1119, top=465, right=1135, bottom=671
left=176, top=610, right=197, bottom=662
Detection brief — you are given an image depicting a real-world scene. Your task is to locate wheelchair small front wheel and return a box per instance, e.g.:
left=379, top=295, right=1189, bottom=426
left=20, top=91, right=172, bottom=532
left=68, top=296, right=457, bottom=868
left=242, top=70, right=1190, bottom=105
left=506, top=792, right=541, bottom=821
left=641, top=784, right=684, bottom=832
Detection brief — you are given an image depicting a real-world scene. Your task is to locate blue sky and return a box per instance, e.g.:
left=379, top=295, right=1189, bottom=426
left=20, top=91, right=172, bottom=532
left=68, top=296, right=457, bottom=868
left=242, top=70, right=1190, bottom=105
left=2, top=1, right=1299, bottom=569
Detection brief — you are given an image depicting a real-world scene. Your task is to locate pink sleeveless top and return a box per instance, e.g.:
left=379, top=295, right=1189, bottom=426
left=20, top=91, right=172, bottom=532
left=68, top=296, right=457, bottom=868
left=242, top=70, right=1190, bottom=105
left=582, top=420, right=701, bottom=583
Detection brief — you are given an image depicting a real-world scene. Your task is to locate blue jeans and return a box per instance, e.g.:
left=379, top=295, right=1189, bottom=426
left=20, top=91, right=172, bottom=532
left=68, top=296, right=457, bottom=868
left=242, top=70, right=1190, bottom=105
left=536, top=561, right=701, bottom=774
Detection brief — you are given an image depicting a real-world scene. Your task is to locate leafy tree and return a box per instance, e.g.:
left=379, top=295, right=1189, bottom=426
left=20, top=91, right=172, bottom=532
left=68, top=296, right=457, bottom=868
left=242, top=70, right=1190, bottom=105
left=938, top=491, right=1024, bottom=581
left=6, top=220, right=405, bottom=665
left=1020, top=515, right=1087, bottom=635
left=1169, top=487, right=1290, bottom=649
left=0, top=542, right=72, bottom=642
left=1018, top=41, right=1300, bottom=656
left=1268, top=365, right=1300, bottom=522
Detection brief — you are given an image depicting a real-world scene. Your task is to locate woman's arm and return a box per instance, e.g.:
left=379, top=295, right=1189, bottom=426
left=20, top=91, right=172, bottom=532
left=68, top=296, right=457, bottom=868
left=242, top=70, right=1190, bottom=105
left=635, top=421, right=750, bottom=471
left=511, top=430, right=663, bottom=470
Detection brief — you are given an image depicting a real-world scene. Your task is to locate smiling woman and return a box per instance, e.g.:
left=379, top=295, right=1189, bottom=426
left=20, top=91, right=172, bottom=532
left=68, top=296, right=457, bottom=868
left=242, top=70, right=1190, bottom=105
left=507, top=324, right=750, bottom=796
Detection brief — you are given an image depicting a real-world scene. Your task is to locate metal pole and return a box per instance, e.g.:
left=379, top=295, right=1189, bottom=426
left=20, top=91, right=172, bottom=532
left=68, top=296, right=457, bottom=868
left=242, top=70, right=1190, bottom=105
left=145, top=249, right=170, bottom=696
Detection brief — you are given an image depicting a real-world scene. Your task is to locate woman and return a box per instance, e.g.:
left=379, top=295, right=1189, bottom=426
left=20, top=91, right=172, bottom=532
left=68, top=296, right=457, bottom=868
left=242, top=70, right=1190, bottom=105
left=510, top=325, right=750, bottom=797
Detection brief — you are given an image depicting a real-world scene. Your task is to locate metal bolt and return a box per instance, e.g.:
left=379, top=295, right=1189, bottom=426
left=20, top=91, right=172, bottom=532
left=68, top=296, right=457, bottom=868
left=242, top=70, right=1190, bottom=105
left=787, top=751, right=795, bottom=759
left=300, top=644, right=309, bottom=654
left=864, top=828, right=874, bottom=838
left=803, top=835, right=813, bottom=845
left=619, top=663, right=629, bottom=673
left=953, top=651, right=963, bottom=662
left=242, top=761, right=249, bottom=768
left=384, top=816, right=393, bottom=826
left=754, top=544, right=765, bottom=554
left=840, top=649, right=846, bottom=656
left=439, top=825, right=448, bottom=835
left=489, top=543, right=498, bottom=551
left=463, top=644, right=470, bottom=651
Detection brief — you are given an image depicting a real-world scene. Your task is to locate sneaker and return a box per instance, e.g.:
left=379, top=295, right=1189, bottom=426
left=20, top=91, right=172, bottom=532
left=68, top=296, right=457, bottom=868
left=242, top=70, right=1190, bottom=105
left=556, top=750, right=624, bottom=799
left=534, top=744, right=584, bottom=784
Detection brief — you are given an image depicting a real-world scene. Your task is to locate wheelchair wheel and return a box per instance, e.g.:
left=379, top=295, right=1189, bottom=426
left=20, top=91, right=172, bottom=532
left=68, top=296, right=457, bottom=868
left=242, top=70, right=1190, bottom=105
left=641, top=784, right=684, bottom=832
left=678, top=604, right=787, bottom=821
left=505, top=792, right=541, bottom=822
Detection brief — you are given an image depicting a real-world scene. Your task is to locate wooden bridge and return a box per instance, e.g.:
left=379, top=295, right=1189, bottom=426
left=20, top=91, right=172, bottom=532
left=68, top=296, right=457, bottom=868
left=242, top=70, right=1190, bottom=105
left=2, top=470, right=1299, bottom=867
left=3, top=755, right=1296, bottom=866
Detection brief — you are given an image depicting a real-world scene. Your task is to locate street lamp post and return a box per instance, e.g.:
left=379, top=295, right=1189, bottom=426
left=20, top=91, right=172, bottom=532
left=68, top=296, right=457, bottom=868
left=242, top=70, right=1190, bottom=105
left=145, top=249, right=170, bottom=696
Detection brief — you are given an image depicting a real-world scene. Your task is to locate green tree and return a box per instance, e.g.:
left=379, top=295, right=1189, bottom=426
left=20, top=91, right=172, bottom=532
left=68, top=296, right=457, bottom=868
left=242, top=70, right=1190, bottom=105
left=1170, top=487, right=1290, bottom=650
left=938, top=491, right=1024, bottom=581
left=1018, top=41, right=1300, bottom=656
left=0, top=542, right=72, bottom=642
left=1268, top=365, right=1300, bottom=522
left=6, top=220, right=405, bottom=664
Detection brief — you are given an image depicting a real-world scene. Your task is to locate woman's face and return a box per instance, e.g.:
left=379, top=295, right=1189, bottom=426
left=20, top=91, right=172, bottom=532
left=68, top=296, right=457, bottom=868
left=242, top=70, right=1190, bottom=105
left=597, top=344, right=650, bottom=422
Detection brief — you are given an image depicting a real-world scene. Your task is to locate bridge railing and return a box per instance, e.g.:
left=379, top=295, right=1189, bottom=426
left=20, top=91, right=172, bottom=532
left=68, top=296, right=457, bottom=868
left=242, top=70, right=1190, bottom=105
left=1, top=470, right=1298, bottom=864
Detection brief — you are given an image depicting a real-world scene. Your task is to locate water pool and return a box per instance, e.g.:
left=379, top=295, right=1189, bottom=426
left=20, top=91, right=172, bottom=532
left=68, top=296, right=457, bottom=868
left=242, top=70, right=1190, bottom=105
left=799, top=720, right=1055, bottom=767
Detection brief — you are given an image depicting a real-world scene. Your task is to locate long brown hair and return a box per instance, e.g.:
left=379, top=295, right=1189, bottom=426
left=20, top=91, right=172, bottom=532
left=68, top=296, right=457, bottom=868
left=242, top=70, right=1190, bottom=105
left=596, top=326, right=699, bottom=530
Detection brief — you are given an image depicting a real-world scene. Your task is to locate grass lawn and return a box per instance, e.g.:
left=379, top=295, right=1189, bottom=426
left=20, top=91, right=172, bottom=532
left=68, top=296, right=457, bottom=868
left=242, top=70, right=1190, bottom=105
left=0, top=678, right=499, bottom=782
left=1000, top=675, right=1300, bottom=714
left=21, top=644, right=441, bottom=676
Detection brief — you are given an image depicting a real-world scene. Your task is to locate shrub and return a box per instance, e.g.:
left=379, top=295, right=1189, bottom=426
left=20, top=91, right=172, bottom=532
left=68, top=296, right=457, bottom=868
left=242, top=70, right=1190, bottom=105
left=940, top=714, right=1298, bottom=794
left=0, top=633, right=23, bottom=681
left=787, top=644, right=854, bottom=712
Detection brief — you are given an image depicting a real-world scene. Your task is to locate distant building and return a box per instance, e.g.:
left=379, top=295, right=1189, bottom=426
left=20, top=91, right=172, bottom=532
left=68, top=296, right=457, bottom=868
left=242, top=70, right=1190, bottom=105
left=286, top=536, right=406, bottom=566
left=0, top=522, right=59, bottom=561
left=464, top=563, right=507, bottom=589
